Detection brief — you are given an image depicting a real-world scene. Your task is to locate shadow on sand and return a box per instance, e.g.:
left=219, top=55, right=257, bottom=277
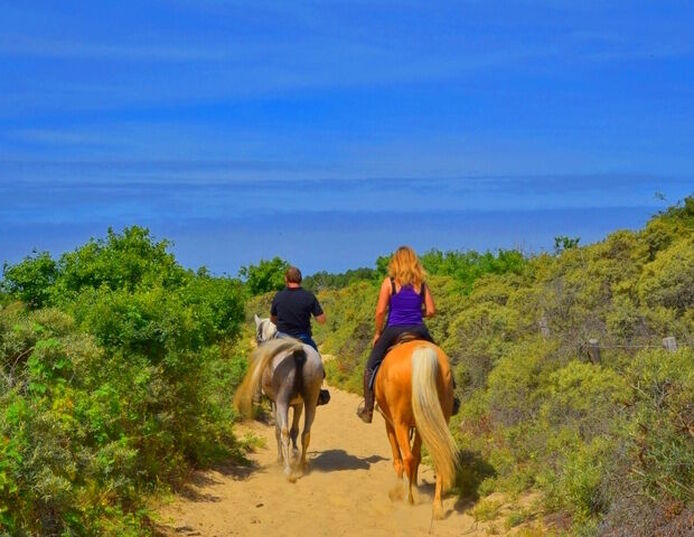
left=309, top=449, right=387, bottom=472
left=451, top=449, right=497, bottom=513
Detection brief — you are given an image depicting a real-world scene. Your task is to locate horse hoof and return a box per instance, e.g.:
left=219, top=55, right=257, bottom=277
left=388, top=482, right=406, bottom=501
left=432, top=503, right=445, bottom=520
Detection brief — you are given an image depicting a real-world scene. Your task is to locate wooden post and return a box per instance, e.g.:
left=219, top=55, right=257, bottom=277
left=662, top=336, right=678, bottom=352
left=538, top=315, right=550, bottom=338
left=587, top=339, right=601, bottom=364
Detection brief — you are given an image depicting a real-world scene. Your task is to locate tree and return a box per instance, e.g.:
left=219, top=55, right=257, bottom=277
left=553, top=235, right=580, bottom=254
left=1, top=251, right=58, bottom=308
left=238, top=257, right=289, bottom=296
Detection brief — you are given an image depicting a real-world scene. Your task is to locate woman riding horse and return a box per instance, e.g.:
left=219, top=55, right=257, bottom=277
left=357, top=246, right=436, bottom=423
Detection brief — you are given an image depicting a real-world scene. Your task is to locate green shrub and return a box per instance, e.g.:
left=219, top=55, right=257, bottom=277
left=0, top=228, right=248, bottom=535
left=238, top=257, right=289, bottom=296
left=1, top=251, right=58, bottom=309
left=638, top=238, right=694, bottom=312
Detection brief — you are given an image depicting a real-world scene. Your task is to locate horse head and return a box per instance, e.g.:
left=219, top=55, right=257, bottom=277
left=254, top=314, right=278, bottom=345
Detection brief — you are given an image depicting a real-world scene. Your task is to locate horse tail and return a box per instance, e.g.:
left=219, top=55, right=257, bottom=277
left=234, top=339, right=306, bottom=418
left=410, top=346, right=459, bottom=490
left=292, top=347, right=306, bottom=393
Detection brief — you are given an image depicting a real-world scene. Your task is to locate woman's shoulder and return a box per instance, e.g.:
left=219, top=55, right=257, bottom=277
left=380, top=276, right=395, bottom=294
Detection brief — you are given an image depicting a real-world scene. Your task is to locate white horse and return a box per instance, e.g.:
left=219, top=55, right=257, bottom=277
left=234, top=316, right=326, bottom=481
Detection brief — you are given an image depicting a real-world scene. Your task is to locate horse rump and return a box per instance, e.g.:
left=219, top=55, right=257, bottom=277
left=234, top=339, right=306, bottom=418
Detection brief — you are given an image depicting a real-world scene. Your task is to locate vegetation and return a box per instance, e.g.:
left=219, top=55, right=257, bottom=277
left=308, top=197, right=694, bottom=535
left=1, top=227, right=249, bottom=535
left=2, top=196, right=693, bottom=535
left=238, top=257, right=289, bottom=296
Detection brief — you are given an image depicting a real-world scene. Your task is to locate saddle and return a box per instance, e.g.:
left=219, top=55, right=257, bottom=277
left=369, top=332, right=430, bottom=389
left=387, top=331, right=425, bottom=352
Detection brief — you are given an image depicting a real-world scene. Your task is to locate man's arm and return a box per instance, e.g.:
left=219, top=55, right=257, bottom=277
left=270, top=294, right=279, bottom=325
left=312, top=294, right=326, bottom=324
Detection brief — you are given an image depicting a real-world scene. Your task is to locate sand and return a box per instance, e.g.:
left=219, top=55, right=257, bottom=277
left=156, top=385, right=527, bottom=537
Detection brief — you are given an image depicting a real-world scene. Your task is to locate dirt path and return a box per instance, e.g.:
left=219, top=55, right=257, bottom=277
left=156, top=386, right=524, bottom=537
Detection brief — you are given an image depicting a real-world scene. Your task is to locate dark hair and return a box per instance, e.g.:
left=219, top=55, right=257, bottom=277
left=285, top=266, right=302, bottom=283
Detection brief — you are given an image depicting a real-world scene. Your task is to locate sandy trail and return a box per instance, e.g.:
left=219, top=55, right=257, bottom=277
left=157, top=385, right=488, bottom=537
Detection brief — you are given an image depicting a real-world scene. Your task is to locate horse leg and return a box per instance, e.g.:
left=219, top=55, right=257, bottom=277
left=272, top=402, right=283, bottom=464
left=411, top=430, right=422, bottom=487
left=299, top=400, right=316, bottom=473
left=275, top=401, right=293, bottom=480
left=433, top=473, right=445, bottom=520
left=385, top=420, right=404, bottom=479
left=290, top=403, right=302, bottom=448
left=394, top=422, right=416, bottom=504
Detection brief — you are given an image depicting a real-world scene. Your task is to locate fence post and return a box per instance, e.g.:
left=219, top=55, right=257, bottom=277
left=587, top=338, right=601, bottom=364
left=662, top=336, right=678, bottom=352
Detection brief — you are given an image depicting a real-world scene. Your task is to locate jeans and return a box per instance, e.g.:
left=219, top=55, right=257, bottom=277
left=277, top=331, right=318, bottom=352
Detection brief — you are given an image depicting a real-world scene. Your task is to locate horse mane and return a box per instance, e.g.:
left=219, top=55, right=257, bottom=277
left=234, top=338, right=305, bottom=418
left=410, top=346, right=459, bottom=490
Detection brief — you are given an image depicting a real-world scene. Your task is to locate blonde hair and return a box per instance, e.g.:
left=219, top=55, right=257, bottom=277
left=388, top=246, right=426, bottom=288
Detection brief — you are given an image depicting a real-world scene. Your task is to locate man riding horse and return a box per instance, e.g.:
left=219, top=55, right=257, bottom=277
left=271, top=266, right=330, bottom=405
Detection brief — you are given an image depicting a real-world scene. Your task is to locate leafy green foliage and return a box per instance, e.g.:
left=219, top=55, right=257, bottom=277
left=303, top=267, right=376, bottom=292
left=0, top=227, right=248, bottom=535
left=638, top=237, right=694, bottom=312
left=3, top=195, right=693, bottom=535
left=238, top=257, right=289, bottom=296
left=554, top=235, right=581, bottom=254
left=55, top=226, right=185, bottom=299
left=420, top=249, right=527, bottom=294
left=2, top=251, right=58, bottom=309
left=625, top=349, right=694, bottom=502
left=315, top=195, right=694, bottom=534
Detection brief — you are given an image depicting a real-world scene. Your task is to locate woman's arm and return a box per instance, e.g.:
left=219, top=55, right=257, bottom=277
left=373, top=277, right=391, bottom=344
left=423, top=283, right=436, bottom=318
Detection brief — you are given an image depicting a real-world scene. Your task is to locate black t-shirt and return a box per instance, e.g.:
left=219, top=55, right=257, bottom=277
left=270, top=287, right=323, bottom=337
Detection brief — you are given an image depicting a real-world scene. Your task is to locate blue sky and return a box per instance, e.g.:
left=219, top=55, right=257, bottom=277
left=1, top=1, right=692, bottom=274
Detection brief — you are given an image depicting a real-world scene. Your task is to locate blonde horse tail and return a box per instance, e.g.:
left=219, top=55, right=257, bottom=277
left=234, top=339, right=305, bottom=419
left=410, top=346, right=459, bottom=490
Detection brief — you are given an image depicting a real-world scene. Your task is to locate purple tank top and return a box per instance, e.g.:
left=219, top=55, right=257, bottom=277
left=387, top=280, right=424, bottom=327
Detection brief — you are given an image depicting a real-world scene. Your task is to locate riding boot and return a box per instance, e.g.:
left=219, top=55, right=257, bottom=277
left=317, top=388, right=331, bottom=406
left=451, top=376, right=461, bottom=416
left=357, top=368, right=375, bottom=423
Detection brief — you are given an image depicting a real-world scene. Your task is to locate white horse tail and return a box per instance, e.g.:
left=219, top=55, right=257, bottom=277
left=410, top=346, right=459, bottom=490
left=234, top=339, right=306, bottom=418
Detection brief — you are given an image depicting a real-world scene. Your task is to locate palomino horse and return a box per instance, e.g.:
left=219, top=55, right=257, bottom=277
left=374, top=339, right=459, bottom=519
left=234, top=316, right=324, bottom=481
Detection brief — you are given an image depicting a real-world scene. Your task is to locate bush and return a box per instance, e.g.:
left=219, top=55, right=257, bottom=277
left=1, top=251, right=58, bottom=309
left=238, top=257, right=289, bottom=296
left=638, top=238, right=694, bottom=313
left=0, top=228, right=248, bottom=535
